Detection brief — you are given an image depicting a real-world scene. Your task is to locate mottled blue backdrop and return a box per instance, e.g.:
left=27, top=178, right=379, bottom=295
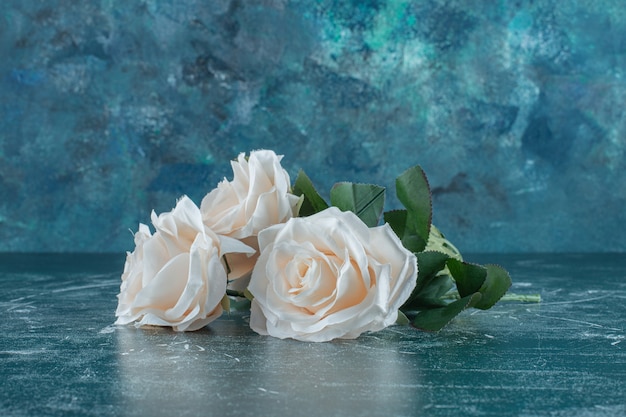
left=1, top=1, right=625, bottom=252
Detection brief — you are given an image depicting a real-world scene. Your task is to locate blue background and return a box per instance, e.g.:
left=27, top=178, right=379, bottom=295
left=1, top=1, right=624, bottom=252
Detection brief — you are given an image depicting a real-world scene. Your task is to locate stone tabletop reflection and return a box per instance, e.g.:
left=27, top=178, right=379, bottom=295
left=1, top=254, right=625, bottom=416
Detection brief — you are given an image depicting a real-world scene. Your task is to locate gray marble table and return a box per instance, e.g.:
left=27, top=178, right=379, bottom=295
left=1, top=253, right=625, bottom=416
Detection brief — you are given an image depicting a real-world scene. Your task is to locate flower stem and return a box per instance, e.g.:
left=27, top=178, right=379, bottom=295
left=500, top=293, right=542, bottom=303
left=441, top=292, right=541, bottom=303
left=226, top=289, right=246, bottom=298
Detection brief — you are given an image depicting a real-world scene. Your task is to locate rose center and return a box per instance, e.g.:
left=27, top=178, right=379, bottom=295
left=285, top=253, right=338, bottom=310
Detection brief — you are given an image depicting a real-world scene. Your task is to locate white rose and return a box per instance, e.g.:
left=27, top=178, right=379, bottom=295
left=115, top=196, right=254, bottom=331
left=200, top=149, right=301, bottom=281
left=248, top=207, right=418, bottom=342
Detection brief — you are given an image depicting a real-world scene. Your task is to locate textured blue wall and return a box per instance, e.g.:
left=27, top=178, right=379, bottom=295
left=1, top=1, right=625, bottom=252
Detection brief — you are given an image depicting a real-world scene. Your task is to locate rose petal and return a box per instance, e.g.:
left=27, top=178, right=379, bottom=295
left=115, top=196, right=231, bottom=332
left=133, top=253, right=189, bottom=311
left=248, top=206, right=418, bottom=342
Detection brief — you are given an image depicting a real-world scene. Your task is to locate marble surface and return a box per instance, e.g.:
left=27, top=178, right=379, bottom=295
left=1, top=1, right=626, bottom=252
left=1, top=253, right=625, bottom=416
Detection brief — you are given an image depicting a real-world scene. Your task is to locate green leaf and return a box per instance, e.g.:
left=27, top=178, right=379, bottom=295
left=411, top=292, right=482, bottom=331
left=474, top=264, right=512, bottom=310
left=415, top=251, right=450, bottom=292
left=401, top=251, right=452, bottom=310
left=395, top=166, right=432, bottom=250
left=395, top=310, right=410, bottom=326
left=447, top=258, right=487, bottom=298
left=292, top=170, right=329, bottom=216
left=330, top=182, right=385, bottom=227
left=402, top=274, right=454, bottom=310
left=425, top=225, right=462, bottom=260
left=384, top=210, right=426, bottom=253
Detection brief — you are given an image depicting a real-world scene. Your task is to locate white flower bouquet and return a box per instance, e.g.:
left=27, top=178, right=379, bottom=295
left=115, top=150, right=513, bottom=342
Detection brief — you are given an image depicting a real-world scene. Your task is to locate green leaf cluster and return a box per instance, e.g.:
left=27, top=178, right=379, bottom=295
left=291, top=166, right=513, bottom=332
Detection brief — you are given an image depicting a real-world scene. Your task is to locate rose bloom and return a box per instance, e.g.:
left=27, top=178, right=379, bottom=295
left=115, top=196, right=254, bottom=331
left=248, top=207, right=418, bottom=342
left=200, top=150, right=301, bottom=284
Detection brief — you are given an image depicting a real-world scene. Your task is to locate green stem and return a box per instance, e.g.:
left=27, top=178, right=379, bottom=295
left=500, top=293, right=542, bottom=303
left=441, top=292, right=541, bottom=303
left=226, top=289, right=246, bottom=298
